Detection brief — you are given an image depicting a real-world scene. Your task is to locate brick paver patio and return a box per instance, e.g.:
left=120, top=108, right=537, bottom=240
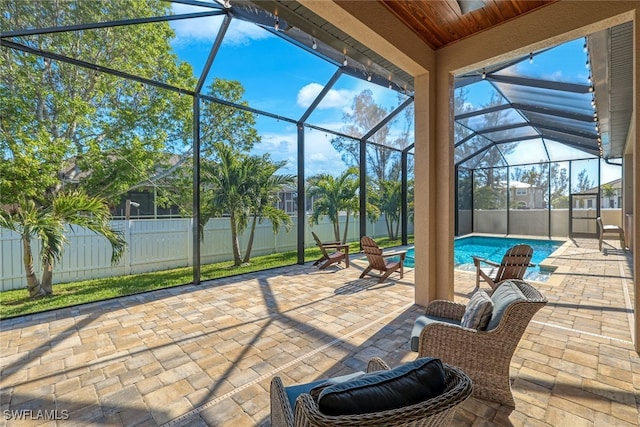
left=0, top=237, right=637, bottom=426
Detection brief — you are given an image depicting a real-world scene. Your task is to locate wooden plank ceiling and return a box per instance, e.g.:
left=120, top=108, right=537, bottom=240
left=380, top=0, right=558, bottom=50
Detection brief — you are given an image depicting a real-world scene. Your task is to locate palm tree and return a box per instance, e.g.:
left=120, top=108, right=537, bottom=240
left=201, top=143, right=295, bottom=266
left=242, top=155, right=295, bottom=263
left=307, top=167, right=359, bottom=243
left=201, top=143, right=252, bottom=266
left=372, top=179, right=402, bottom=240
left=0, top=192, right=126, bottom=298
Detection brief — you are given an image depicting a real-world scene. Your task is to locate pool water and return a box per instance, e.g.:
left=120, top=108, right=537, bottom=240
left=404, top=236, right=565, bottom=282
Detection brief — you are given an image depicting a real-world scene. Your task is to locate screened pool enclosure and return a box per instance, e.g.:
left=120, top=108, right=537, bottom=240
left=1, top=1, right=631, bottom=293
left=454, top=24, right=630, bottom=239
left=0, top=0, right=415, bottom=291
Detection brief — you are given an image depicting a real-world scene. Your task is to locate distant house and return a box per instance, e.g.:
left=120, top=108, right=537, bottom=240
left=56, top=154, right=185, bottom=219
left=501, top=180, right=545, bottom=209
left=110, top=189, right=182, bottom=219
left=275, top=184, right=298, bottom=215
left=276, top=184, right=320, bottom=216
left=572, top=178, right=622, bottom=210
left=600, top=178, right=623, bottom=208
left=58, top=154, right=305, bottom=219
left=109, top=153, right=186, bottom=219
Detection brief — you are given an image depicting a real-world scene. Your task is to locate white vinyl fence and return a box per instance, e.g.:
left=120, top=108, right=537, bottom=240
left=1, top=215, right=407, bottom=291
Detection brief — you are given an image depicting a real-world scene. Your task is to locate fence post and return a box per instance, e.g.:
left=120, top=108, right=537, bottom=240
left=187, top=218, right=194, bottom=267
left=124, top=220, right=132, bottom=275
left=0, top=228, right=4, bottom=291
left=274, top=226, right=279, bottom=253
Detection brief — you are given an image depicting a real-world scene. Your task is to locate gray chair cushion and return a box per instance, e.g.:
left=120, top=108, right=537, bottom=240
left=486, top=280, right=526, bottom=331
left=460, top=289, right=493, bottom=330
left=317, top=357, right=446, bottom=416
left=410, top=315, right=460, bottom=352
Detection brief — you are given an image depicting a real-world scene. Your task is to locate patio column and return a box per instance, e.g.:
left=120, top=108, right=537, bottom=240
left=414, top=69, right=454, bottom=306
left=632, top=8, right=639, bottom=352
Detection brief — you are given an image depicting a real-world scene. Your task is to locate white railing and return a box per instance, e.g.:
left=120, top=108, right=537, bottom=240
left=1, top=215, right=411, bottom=291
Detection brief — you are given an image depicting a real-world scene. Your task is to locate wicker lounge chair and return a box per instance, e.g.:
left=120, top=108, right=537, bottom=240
left=472, top=244, right=534, bottom=292
left=410, top=279, right=547, bottom=409
left=270, top=357, right=473, bottom=427
left=597, top=216, right=625, bottom=252
left=312, top=231, right=349, bottom=269
left=359, top=236, right=406, bottom=283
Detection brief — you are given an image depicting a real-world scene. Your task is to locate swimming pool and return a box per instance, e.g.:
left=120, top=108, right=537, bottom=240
left=404, top=236, right=565, bottom=281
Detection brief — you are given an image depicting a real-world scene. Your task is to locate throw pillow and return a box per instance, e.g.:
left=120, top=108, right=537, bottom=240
left=486, top=280, right=526, bottom=330
left=317, top=357, right=446, bottom=416
left=460, top=289, right=493, bottom=330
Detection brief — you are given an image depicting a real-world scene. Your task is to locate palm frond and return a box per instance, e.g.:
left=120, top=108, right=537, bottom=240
left=50, top=191, right=127, bottom=265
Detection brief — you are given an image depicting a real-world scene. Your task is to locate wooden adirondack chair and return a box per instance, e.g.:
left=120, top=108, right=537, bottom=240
left=311, top=232, right=349, bottom=269
left=472, top=244, right=534, bottom=291
left=359, top=236, right=406, bottom=283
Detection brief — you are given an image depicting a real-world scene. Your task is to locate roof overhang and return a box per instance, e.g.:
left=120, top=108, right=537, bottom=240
left=589, top=21, right=633, bottom=159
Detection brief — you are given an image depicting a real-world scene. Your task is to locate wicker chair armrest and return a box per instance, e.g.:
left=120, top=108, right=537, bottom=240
left=417, top=322, right=500, bottom=367
left=424, top=300, right=467, bottom=320
left=271, top=376, right=295, bottom=427
left=366, top=357, right=391, bottom=373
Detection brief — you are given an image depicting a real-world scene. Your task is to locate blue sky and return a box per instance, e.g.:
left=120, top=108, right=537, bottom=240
left=167, top=3, right=620, bottom=185
left=454, top=37, right=621, bottom=184
left=168, top=2, right=410, bottom=177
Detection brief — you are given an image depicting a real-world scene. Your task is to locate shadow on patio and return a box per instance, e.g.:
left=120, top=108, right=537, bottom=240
left=0, top=238, right=637, bottom=426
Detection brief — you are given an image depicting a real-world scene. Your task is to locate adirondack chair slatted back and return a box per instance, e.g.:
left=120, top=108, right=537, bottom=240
left=311, top=232, right=349, bottom=269
left=361, top=236, right=386, bottom=270
left=494, top=244, right=533, bottom=283
left=311, top=232, right=330, bottom=258
left=359, top=236, right=405, bottom=283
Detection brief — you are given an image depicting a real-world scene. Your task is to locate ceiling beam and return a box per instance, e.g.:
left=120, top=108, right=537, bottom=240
left=474, top=121, right=597, bottom=140
left=456, top=102, right=595, bottom=122
left=489, top=74, right=591, bottom=94
left=0, top=10, right=223, bottom=38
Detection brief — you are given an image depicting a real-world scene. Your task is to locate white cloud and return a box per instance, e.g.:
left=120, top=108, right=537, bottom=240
left=170, top=3, right=270, bottom=46
left=259, top=133, right=297, bottom=155
left=304, top=132, right=348, bottom=176
left=543, top=70, right=564, bottom=80
left=308, top=152, right=329, bottom=162
left=223, top=20, right=271, bottom=45
left=297, top=83, right=354, bottom=110
left=250, top=130, right=348, bottom=176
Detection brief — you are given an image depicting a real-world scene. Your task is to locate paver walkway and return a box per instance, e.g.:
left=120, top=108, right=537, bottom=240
left=0, top=237, right=637, bottom=426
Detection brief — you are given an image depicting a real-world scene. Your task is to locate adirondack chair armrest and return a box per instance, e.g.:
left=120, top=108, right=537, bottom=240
left=323, top=243, right=349, bottom=250
left=472, top=256, right=499, bottom=268
left=382, top=250, right=406, bottom=260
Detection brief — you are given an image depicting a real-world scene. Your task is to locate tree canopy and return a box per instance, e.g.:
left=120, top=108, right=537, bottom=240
left=328, top=90, right=413, bottom=239
left=0, top=0, right=195, bottom=295
left=1, top=0, right=195, bottom=205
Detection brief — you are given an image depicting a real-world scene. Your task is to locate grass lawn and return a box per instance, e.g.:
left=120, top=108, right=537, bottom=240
left=0, top=238, right=408, bottom=319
